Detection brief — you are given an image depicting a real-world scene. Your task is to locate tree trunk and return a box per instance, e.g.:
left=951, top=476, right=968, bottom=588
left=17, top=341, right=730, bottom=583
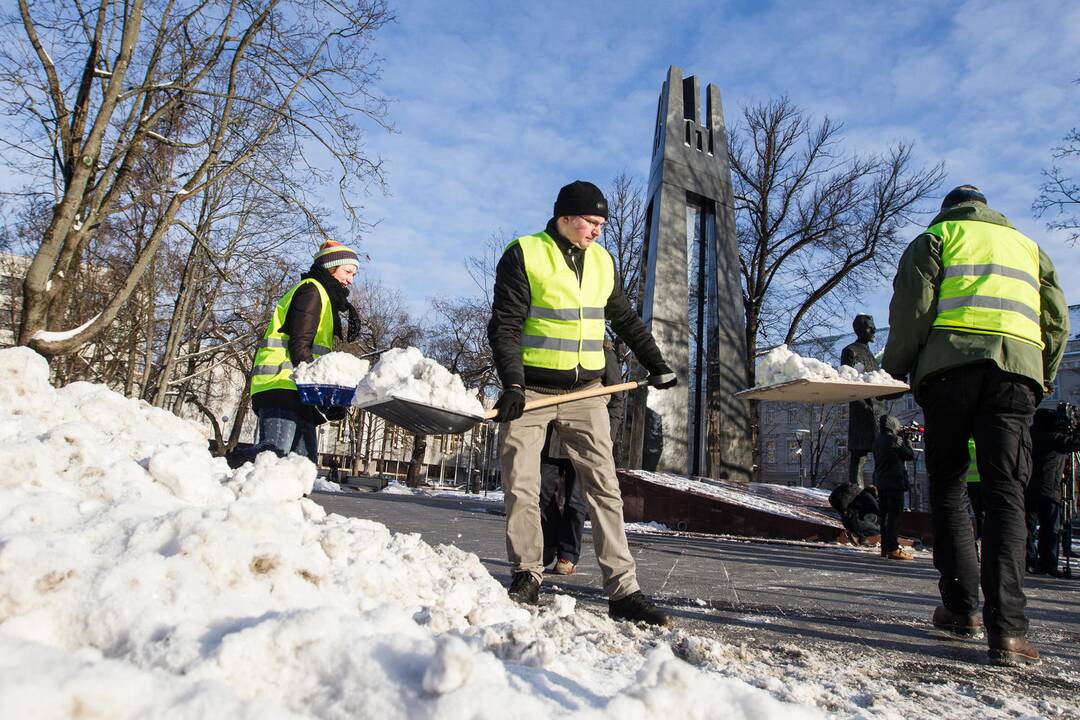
left=153, top=240, right=205, bottom=406
left=406, top=434, right=427, bottom=487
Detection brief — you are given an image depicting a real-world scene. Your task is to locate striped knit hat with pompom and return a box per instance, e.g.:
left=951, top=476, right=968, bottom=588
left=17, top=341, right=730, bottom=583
left=313, top=240, right=360, bottom=271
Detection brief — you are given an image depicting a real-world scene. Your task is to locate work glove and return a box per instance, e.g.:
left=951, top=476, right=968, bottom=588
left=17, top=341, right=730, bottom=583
left=493, top=387, right=526, bottom=422
left=346, top=305, right=363, bottom=343
left=317, top=405, right=349, bottom=422
left=648, top=364, right=678, bottom=390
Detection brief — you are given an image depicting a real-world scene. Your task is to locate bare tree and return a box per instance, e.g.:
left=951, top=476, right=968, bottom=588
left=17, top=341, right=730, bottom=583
left=1034, top=125, right=1080, bottom=244
left=729, top=98, right=943, bottom=474
left=1, top=0, right=393, bottom=356
left=425, top=295, right=497, bottom=395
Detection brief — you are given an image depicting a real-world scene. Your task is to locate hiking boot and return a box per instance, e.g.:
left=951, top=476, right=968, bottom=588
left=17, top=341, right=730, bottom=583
left=886, top=547, right=914, bottom=561
left=932, top=605, right=984, bottom=641
left=988, top=632, right=1041, bottom=667
left=553, top=558, right=575, bottom=575
left=507, top=572, right=540, bottom=605
left=608, top=592, right=673, bottom=627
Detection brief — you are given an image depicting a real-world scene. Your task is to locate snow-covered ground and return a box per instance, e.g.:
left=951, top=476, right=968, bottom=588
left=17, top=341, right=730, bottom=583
left=0, top=347, right=823, bottom=719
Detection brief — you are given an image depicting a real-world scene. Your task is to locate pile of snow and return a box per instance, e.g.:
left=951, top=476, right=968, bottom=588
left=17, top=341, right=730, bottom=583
left=0, top=347, right=821, bottom=718
left=293, top=351, right=370, bottom=387
left=354, top=346, right=484, bottom=416
left=756, top=345, right=903, bottom=386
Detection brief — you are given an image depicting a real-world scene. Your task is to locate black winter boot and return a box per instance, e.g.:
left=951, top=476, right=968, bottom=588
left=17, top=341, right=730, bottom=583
left=988, top=632, right=1041, bottom=667
left=508, top=572, right=540, bottom=605
left=608, top=592, right=672, bottom=627
left=931, top=605, right=983, bottom=641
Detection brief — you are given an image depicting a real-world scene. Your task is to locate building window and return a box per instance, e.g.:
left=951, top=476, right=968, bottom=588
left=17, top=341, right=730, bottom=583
left=788, top=439, right=801, bottom=465
left=765, top=439, right=776, bottom=464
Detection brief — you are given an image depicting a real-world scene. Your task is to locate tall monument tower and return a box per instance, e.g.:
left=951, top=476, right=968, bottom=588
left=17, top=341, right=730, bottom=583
left=628, top=66, right=751, bottom=481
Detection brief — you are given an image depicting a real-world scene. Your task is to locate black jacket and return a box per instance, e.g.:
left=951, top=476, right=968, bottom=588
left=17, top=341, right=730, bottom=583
left=488, top=219, right=666, bottom=393
left=872, top=418, right=914, bottom=491
left=252, top=267, right=348, bottom=422
left=1028, top=408, right=1080, bottom=502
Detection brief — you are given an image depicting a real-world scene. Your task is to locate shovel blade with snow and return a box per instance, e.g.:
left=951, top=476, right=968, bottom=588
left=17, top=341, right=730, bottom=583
left=357, top=380, right=648, bottom=435
left=735, top=377, right=908, bottom=403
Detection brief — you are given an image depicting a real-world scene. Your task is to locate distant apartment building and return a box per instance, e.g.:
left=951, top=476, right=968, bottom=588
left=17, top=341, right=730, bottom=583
left=0, top=253, right=31, bottom=348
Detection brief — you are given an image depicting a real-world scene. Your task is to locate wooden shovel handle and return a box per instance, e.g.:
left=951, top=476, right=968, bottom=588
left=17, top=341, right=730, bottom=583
left=482, top=380, right=646, bottom=421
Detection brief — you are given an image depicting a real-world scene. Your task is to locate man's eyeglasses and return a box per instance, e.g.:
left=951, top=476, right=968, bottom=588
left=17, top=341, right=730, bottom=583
left=576, top=216, right=606, bottom=231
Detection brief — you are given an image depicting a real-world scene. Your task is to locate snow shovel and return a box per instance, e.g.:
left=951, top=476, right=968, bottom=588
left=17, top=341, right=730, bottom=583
left=357, top=379, right=648, bottom=435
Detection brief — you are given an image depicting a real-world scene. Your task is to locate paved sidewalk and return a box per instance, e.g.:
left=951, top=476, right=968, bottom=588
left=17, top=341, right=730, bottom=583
left=313, top=490, right=1080, bottom=716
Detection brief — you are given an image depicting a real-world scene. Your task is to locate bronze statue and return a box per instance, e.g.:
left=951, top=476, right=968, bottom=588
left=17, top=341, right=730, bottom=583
left=841, top=315, right=884, bottom=487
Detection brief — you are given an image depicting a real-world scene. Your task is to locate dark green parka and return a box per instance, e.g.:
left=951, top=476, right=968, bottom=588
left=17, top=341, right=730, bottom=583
left=881, top=201, right=1068, bottom=393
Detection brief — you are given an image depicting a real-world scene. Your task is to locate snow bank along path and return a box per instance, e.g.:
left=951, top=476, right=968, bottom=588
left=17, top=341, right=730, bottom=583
left=0, top=347, right=821, bottom=719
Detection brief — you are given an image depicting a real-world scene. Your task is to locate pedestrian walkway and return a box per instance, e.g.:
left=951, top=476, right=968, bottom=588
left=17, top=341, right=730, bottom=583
left=313, top=490, right=1080, bottom=717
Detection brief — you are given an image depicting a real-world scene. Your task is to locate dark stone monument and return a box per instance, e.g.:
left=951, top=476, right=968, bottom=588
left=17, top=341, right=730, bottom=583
left=840, top=314, right=884, bottom=487
left=627, top=66, right=751, bottom=481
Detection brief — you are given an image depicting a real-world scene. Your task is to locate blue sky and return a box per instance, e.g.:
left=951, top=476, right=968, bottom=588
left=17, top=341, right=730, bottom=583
left=351, top=0, right=1080, bottom=332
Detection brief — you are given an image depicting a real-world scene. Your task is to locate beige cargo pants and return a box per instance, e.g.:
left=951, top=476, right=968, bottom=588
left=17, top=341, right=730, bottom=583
left=499, top=382, right=639, bottom=600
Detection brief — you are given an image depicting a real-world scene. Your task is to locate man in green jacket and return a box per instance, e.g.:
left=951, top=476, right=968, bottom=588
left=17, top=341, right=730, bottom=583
left=882, top=185, right=1068, bottom=667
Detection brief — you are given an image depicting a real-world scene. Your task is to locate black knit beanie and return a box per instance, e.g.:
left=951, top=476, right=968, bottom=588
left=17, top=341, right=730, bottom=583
left=553, top=180, right=609, bottom=219
left=941, top=185, right=987, bottom=209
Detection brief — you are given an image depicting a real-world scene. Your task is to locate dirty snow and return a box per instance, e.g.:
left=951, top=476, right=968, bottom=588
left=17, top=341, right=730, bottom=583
left=756, top=344, right=904, bottom=386
left=354, top=346, right=484, bottom=416
left=293, top=351, right=370, bottom=386
left=0, top=346, right=824, bottom=719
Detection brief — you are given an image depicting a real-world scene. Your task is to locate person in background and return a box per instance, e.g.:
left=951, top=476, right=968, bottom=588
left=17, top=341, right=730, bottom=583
left=882, top=184, right=1068, bottom=666
left=1026, top=407, right=1080, bottom=576
left=539, top=342, right=623, bottom=575
left=873, top=415, right=914, bottom=560
left=248, top=240, right=361, bottom=462
left=829, top=481, right=880, bottom=545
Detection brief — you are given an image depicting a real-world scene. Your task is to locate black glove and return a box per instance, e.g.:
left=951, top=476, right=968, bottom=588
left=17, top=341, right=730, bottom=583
left=346, top=304, right=362, bottom=343
left=318, top=405, right=349, bottom=422
left=648, top=364, right=678, bottom=390
left=493, top=387, right=526, bottom=422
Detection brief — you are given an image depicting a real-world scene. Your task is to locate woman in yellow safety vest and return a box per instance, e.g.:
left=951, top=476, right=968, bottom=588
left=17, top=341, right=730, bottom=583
left=248, top=240, right=360, bottom=462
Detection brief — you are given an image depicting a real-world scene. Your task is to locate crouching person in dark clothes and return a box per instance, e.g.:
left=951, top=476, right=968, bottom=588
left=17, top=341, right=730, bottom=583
left=830, top=482, right=881, bottom=544
left=874, top=416, right=914, bottom=560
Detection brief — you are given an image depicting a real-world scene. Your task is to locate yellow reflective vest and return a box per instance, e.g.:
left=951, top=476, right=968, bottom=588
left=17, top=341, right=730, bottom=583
left=966, top=438, right=980, bottom=484
left=927, top=219, right=1043, bottom=349
left=512, top=231, right=614, bottom=371
left=250, top=278, right=334, bottom=395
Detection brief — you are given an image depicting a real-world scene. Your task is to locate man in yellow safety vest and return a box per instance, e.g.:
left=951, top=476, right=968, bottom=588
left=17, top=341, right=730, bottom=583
left=882, top=185, right=1068, bottom=666
left=488, top=180, right=677, bottom=626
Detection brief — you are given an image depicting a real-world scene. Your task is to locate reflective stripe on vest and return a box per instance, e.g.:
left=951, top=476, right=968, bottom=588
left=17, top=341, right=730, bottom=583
left=250, top=278, right=334, bottom=396
left=513, top=231, right=614, bottom=371
left=927, top=219, right=1043, bottom=349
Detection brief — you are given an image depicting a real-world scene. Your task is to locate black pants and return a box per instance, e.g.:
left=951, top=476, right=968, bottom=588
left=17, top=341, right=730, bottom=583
left=967, top=482, right=984, bottom=539
left=539, top=458, right=587, bottom=564
left=1025, top=497, right=1061, bottom=572
left=878, top=489, right=905, bottom=552
left=918, top=363, right=1036, bottom=636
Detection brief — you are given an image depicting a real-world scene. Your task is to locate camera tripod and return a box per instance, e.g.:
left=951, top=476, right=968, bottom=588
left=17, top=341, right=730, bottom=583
left=1062, top=451, right=1077, bottom=578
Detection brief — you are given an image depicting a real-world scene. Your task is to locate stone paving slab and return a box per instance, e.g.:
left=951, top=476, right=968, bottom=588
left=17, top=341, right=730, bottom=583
left=313, top=490, right=1080, bottom=716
